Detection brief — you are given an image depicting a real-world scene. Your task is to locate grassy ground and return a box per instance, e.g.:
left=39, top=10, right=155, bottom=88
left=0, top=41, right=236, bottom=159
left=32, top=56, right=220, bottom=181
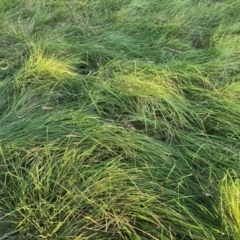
left=1, top=0, right=240, bottom=239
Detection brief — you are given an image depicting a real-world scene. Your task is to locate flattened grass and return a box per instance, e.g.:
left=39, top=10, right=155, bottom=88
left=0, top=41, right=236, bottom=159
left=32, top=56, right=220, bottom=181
left=1, top=0, right=240, bottom=239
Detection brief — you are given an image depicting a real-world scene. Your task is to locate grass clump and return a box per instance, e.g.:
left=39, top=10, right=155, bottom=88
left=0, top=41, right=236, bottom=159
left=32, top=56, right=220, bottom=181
left=220, top=172, right=240, bottom=239
left=1, top=0, right=240, bottom=239
left=14, top=41, right=79, bottom=90
left=91, top=61, right=198, bottom=140
left=21, top=43, right=76, bottom=80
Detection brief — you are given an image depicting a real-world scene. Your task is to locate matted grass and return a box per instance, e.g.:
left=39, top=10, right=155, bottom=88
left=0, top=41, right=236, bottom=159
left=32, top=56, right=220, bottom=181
left=1, top=0, right=240, bottom=239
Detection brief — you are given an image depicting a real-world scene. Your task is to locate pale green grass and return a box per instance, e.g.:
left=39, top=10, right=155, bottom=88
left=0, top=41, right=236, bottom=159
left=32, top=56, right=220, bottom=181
left=219, top=171, right=240, bottom=239
left=1, top=0, right=240, bottom=239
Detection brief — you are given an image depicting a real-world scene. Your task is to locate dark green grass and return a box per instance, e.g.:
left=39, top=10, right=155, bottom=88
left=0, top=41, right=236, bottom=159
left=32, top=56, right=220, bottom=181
left=1, top=0, right=240, bottom=239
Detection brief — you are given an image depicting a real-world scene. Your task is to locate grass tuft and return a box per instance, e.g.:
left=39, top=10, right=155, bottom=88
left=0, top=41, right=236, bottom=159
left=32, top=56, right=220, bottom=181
left=220, top=172, right=240, bottom=239
left=14, top=41, right=78, bottom=89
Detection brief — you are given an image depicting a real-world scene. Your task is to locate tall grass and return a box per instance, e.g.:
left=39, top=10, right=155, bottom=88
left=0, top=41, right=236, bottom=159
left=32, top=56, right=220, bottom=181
left=1, top=0, right=240, bottom=239
left=220, top=171, right=240, bottom=239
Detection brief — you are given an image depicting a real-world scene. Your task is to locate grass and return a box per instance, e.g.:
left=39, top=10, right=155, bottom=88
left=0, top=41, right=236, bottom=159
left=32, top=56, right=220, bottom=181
left=220, top=171, right=240, bottom=239
left=1, top=0, right=240, bottom=239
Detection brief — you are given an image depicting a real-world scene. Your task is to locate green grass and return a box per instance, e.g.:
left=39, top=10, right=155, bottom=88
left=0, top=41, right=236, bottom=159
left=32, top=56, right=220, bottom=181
left=1, top=0, right=240, bottom=239
left=220, top=171, right=240, bottom=239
